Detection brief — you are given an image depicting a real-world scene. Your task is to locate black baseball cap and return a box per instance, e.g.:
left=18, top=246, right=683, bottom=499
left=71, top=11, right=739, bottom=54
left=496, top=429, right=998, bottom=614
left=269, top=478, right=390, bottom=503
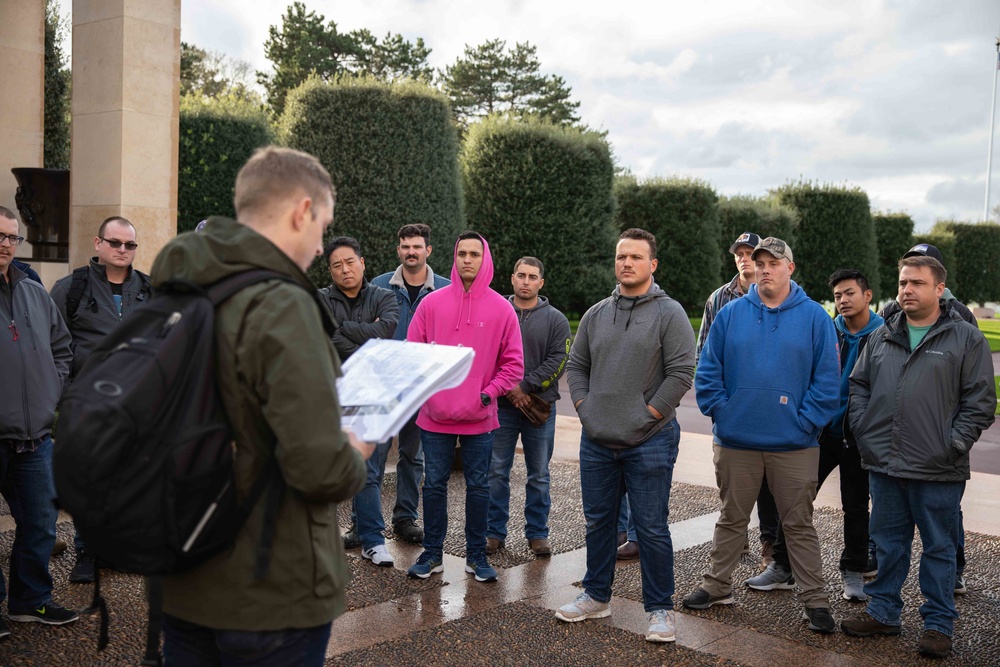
left=729, top=232, right=761, bottom=254
left=902, top=243, right=945, bottom=266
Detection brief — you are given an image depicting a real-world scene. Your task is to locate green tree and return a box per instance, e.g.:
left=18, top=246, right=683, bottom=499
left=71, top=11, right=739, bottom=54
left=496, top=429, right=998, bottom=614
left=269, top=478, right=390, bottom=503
left=441, top=39, right=580, bottom=127
left=182, top=41, right=262, bottom=105
left=716, top=196, right=798, bottom=284
left=259, top=2, right=433, bottom=116
left=44, top=0, right=71, bottom=169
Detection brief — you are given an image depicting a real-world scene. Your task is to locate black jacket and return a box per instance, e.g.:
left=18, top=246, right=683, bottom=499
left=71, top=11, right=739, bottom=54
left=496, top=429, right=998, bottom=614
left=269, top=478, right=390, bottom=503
left=317, top=278, right=399, bottom=360
left=849, top=303, right=996, bottom=482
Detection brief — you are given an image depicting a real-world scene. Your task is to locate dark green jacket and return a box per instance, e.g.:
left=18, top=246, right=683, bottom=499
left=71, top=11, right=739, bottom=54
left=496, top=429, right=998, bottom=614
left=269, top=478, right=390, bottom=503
left=151, top=217, right=366, bottom=630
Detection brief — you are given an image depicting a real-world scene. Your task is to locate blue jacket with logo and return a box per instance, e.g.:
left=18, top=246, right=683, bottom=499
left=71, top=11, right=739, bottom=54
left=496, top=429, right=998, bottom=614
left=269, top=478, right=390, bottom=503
left=696, top=280, right=840, bottom=451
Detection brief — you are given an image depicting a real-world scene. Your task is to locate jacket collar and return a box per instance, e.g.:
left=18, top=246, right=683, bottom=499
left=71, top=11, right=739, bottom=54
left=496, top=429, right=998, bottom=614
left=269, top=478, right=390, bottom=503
left=388, top=265, right=438, bottom=291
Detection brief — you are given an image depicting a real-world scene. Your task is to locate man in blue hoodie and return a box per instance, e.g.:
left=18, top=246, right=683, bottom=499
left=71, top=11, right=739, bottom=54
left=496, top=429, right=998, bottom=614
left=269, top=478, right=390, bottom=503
left=747, top=268, right=882, bottom=603
left=683, top=237, right=840, bottom=634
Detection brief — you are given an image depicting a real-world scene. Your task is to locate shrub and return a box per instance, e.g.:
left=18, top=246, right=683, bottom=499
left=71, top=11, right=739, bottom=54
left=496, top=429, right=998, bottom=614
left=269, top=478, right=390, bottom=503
left=772, top=181, right=881, bottom=301
left=280, top=75, right=464, bottom=286
left=872, top=212, right=914, bottom=304
left=462, top=116, right=617, bottom=315
left=178, top=94, right=274, bottom=232
left=950, top=223, right=1000, bottom=305
left=717, top=196, right=798, bottom=284
left=613, top=176, right=720, bottom=314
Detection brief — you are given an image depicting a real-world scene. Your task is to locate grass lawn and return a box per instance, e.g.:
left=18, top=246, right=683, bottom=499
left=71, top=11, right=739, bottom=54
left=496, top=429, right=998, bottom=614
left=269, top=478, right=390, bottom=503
left=979, top=319, right=1000, bottom=353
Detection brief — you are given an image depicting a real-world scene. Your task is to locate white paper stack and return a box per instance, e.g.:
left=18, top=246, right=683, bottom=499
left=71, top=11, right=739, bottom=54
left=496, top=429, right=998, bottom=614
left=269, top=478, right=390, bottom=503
left=336, top=339, right=475, bottom=442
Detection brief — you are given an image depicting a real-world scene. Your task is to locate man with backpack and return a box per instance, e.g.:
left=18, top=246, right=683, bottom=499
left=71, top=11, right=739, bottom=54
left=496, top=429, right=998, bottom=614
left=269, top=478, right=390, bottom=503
left=50, top=215, right=152, bottom=584
left=0, top=205, right=78, bottom=639
left=148, top=147, right=373, bottom=664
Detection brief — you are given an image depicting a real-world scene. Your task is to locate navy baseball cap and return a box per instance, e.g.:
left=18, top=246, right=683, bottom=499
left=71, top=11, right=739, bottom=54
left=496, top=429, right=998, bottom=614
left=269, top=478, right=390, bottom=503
left=729, top=232, right=761, bottom=254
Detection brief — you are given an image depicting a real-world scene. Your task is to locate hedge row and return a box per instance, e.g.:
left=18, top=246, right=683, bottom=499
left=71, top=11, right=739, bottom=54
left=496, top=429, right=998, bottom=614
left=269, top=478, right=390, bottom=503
left=951, top=223, right=1000, bottom=305
left=177, top=94, right=275, bottom=233
left=772, top=182, right=881, bottom=301
left=612, top=177, right=720, bottom=313
left=462, top=117, right=617, bottom=315
left=872, top=213, right=914, bottom=302
left=716, top=196, right=798, bottom=285
left=280, top=75, right=465, bottom=286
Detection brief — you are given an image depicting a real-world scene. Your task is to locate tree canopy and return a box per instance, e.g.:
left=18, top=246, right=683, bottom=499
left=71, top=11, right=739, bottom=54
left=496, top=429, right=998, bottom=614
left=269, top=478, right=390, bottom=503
left=441, top=39, right=580, bottom=127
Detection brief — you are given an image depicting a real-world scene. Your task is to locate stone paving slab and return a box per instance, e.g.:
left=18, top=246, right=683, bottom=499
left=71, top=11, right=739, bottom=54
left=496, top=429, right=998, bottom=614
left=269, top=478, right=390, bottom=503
left=339, top=459, right=722, bottom=569
left=606, top=505, right=1000, bottom=666
left=325, top=600, right=747, bottom=667
left=344, top=553, right=445, bottom=610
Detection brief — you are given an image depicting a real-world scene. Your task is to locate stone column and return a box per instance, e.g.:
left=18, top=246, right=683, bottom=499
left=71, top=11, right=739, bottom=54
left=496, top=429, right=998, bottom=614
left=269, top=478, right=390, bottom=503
left=0, top=2, right=44, bottom=237
left=70, top=0, right=180, bottom=273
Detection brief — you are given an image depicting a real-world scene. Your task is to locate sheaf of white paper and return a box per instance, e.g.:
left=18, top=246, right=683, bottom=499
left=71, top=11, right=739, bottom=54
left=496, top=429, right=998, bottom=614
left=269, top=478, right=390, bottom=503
left=336, top=339, right=475, bottom=442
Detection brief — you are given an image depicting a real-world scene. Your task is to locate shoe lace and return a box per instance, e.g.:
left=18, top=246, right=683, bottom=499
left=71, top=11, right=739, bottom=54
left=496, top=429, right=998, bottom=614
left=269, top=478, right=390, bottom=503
left=648, top=609, right=671, bottom=625
left=417, top=551, right=439, bottom=565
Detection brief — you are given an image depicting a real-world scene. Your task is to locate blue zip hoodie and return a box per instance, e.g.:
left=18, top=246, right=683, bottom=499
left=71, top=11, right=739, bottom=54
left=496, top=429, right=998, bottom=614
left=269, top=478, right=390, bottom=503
left=696, top=280, right=840, bottom=451
left=829, top=310, right=883, bottom=436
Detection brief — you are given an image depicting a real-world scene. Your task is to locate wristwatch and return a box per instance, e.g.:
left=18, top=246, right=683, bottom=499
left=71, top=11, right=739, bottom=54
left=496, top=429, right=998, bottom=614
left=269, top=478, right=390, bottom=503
left=480, top=393, right=491, bottom=406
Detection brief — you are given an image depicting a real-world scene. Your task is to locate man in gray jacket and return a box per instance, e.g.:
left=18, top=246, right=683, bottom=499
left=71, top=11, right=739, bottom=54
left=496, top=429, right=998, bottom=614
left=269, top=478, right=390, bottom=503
left=842, top=255, right=996, bottom=660
left=50, top=215, right=152, bottom=583
left=0, top=206, right=78, bottom=638
left=318, top=236, right=399, bottom=565
left=486, top=257, right=571, bottom=557
left=555, top=228, right=695, bottom=643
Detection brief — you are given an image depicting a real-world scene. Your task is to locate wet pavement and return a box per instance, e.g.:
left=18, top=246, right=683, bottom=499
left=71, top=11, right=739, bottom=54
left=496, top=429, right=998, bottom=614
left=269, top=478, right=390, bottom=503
left=1, top=421, right=999, bottom=666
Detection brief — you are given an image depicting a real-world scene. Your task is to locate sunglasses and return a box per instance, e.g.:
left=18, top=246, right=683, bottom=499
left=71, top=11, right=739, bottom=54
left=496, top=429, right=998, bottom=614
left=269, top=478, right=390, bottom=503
left=100, top=237, right=138, bottom=251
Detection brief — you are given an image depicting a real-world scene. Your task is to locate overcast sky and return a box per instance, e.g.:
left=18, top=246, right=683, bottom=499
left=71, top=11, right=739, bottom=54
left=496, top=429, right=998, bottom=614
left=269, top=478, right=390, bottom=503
left=178, top=0, right=1000, bottom=232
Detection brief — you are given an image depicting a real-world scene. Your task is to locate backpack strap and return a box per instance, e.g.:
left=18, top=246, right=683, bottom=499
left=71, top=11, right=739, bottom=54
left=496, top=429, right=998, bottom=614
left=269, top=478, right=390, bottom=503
left=135, top=270, right=154, bottom=304
left=142, top=576, right=164, bottom=667
left=65, top=266, right=91, bottom=319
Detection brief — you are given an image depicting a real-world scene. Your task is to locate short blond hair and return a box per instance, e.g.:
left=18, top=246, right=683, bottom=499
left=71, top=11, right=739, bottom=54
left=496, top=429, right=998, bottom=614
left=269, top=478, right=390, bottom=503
left=234, top=146, right=335, bottom=219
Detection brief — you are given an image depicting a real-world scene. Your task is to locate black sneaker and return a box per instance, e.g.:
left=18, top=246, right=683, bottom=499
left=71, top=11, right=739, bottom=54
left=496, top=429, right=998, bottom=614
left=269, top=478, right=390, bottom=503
left=393, top=518, right=424, bottom=544
left=8, top=603, right=79, bottom=626
left=342, top=524, right=361, bottom=550
left=802, top=607, right=836, bottom=634
left=682, top=587, right=734, bottom=610
left=0, top=615, right=9, bottom=640
left=69, top=553, right=95, bottom=583
left=862, top=556, right=878, bottom=578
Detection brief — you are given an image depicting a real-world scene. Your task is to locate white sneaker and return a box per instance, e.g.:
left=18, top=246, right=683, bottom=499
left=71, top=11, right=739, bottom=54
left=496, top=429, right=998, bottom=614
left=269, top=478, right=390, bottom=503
left=646, top=609, right=676, bottom=642
left=362, top=544, right=394, bottom=567
left=555, top=592, right=610, bottom=622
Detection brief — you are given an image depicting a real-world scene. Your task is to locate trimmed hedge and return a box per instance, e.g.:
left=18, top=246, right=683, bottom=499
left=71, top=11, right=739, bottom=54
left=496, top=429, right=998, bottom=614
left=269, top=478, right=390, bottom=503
left=951, top=223, right=1000, bottom=305
left=772, top=182, right=881, bottom=301
left=872, top=212, right=914, bottom=303
left=178, top=94, right=275, bottom=233
left=716, top=196, right=798, bottom=285
left=462, top=116, right=617, bottom=315
left=614, top=176, right=720, bottom=314
left=280, top=75, right=464, bottom=286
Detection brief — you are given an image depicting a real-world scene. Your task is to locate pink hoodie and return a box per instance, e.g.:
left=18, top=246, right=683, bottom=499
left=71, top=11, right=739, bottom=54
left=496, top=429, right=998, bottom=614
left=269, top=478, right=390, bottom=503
left=407, top=234, right=524, bottom=434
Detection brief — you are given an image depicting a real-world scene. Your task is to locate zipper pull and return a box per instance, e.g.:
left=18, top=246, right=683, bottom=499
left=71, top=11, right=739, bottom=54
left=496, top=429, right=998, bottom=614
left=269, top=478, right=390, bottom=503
left=8, top=320, right=18, bottom=342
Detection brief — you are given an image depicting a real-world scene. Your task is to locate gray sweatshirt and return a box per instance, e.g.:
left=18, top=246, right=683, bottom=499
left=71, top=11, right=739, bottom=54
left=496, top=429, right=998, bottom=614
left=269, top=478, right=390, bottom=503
left=567, top=283, right=695, bottom=448
left=499, top=295, right=571, bottom=406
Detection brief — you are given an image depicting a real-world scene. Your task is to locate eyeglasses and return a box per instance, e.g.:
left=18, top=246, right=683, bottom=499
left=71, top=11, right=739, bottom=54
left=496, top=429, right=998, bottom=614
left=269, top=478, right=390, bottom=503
left=100, top=237, right=138, bottom=251
left=0, top=233, right=25, bottom=246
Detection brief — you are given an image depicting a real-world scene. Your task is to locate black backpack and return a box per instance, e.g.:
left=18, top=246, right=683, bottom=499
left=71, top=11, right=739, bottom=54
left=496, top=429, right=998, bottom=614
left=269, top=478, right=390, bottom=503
left=65, top=265, right=153, bottom=319
left=54, top=268, right=336, bottom=665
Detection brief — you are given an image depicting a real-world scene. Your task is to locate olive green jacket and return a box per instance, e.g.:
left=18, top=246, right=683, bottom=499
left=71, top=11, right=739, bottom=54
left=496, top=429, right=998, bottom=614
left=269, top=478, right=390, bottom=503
left=151, top=217, right=366, bottom=630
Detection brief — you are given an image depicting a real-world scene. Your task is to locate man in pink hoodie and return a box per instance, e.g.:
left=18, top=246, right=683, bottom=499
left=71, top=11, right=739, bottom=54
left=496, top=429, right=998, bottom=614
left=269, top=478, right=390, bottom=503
left=405, top=230, right=524, bottom=583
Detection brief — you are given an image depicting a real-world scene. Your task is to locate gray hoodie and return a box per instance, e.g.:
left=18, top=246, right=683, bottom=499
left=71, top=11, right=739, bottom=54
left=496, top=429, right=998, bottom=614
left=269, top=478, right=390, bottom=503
left=0, top=263, right=72, bottom=440
left=567, top=283, right=695, bottom=448
left=499, top=295, right=571, bottom=406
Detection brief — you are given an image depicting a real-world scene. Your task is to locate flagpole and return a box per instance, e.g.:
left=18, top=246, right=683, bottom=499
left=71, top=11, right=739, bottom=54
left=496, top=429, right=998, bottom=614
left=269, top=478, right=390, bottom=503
left=985, top=33, right=1000, bottom=222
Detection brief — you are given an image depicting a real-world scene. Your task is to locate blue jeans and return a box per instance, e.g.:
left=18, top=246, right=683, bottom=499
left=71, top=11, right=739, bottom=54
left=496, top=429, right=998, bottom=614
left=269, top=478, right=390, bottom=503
left=579, top=420, right=680, bottom=611
left=352, top=437, right=393, bottom=549
left=163, top=614, right=331, bottom=666
left=0, top=437, right=58, bottom=613
left=487, top=405, right=556, bottom=541
left=866, top=472, right=964, bottom=636
left=420, top=429, right=493, bottom=559
left=393, top=414, right=424, bottom=524
left=617, top=494, right=636, bottom=542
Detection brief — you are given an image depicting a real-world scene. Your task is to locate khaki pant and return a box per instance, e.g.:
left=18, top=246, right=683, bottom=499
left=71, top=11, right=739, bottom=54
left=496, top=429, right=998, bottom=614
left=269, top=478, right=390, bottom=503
left=701, top=444, right=829, bottom=609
